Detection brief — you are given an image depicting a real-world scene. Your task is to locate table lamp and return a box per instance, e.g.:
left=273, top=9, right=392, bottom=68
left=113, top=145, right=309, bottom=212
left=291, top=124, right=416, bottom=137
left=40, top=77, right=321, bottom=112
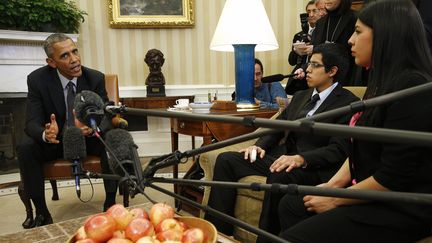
left=210, top=0, right=278, bottom=109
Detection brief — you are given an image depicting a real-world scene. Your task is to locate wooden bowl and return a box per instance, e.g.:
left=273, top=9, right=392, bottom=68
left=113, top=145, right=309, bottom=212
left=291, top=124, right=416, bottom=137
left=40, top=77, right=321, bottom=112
left=67, top=216, right=217, bottom=243
left=177, top=216, right=217, bottom=243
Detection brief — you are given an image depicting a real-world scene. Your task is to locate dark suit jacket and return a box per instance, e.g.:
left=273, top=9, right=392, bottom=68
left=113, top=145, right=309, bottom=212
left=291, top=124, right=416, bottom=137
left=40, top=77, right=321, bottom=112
left=311, top=10, right=358, bottom=86
left=255, top=84, right=359, bottom=181
left=25, top=65, right=108, bottom=143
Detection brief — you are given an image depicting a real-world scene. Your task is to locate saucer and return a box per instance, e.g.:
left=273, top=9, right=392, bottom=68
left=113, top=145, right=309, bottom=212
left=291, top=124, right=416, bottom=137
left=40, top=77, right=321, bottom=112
left=189, top=102, right=213, bottom=109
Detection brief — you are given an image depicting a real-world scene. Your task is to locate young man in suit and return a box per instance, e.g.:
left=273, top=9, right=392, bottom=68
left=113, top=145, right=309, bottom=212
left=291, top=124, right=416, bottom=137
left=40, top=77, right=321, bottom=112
left=204, top=43, right=359, bottom=238
left=17, top=33, right=117, bottom=227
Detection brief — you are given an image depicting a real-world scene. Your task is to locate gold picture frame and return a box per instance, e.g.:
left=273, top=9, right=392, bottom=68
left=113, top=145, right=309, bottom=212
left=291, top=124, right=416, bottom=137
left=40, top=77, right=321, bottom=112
left=109, top=0, right=194, bottom=28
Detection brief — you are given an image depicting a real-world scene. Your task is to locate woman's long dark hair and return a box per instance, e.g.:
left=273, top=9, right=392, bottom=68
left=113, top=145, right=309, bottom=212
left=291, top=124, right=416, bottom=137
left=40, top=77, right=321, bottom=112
left=356, top=0, right=432, bottom=125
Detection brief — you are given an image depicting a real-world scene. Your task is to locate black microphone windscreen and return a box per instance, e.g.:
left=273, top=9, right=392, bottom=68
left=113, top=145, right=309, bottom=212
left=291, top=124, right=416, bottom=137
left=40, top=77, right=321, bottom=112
left=261, top=74, right=286, bottom=83
left=74, top=90, right=104, bottom=124
left=63, top=127, right=87, bottom=160
left=105, top=129, right=137, bottom=176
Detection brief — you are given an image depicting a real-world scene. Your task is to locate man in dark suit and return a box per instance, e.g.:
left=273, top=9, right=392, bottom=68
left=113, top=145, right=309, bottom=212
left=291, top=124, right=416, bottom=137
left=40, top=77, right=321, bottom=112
left=286, top=0, right=326, bottom=95
left=204, top=43, right=359, bottom=237
left=17, top=33, right=117, bottom=227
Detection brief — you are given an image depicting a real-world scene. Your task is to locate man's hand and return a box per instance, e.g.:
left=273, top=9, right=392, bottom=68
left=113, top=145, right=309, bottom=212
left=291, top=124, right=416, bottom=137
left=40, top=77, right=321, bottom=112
left=303, top=183, right=339, bottom=213
left=293, top=68, right=306, bottom=80
left=294, top=43, right=313, bottom=56
left=269, top=154, right=305, bottom=173
left=73, top=110, right=94, bottom=136
left=254, top=98, right=261, bottom=106
left=44, top=114, right=59, bottom=144
left=239, top=145, right=265, bottom=163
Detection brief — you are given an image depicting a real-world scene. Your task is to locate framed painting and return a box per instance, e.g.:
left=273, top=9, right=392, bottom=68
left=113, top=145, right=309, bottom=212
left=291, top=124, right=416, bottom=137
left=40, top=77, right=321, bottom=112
left=109, top=0, right=194, bottom=28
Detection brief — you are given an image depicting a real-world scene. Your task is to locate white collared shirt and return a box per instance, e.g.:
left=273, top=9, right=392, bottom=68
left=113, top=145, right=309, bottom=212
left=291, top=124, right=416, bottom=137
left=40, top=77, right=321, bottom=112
left=306, top=82, right=339, bottom=117
left=57, top=70, right=78, bottom=106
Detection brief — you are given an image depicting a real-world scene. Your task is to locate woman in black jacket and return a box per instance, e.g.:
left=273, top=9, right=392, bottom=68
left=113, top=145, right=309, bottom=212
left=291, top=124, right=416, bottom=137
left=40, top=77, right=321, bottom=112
left=278, top=0, right=432, bottom=242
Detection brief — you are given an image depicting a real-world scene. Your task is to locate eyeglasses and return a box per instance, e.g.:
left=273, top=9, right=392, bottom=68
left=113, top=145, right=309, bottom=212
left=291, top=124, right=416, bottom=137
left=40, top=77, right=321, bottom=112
left=307, top=62, right=325, bottom=69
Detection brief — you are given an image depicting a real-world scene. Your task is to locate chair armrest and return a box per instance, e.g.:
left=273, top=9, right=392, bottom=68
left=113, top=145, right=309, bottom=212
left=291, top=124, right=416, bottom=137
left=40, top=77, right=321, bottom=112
left=198, top=139, right=258, bottom=218
left=198, top=110, right=282, bottom=218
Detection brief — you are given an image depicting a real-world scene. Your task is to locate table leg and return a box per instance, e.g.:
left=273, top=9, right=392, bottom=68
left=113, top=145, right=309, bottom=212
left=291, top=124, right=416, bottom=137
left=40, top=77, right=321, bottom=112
left=191, top=136, right=195, bottom=161
left=171, top=126, right=179, bottom=207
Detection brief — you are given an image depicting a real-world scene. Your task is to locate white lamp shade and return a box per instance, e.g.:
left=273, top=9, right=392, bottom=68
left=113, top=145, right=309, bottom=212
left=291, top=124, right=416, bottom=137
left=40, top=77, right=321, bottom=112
left=210, top=0, right=279, bottom=52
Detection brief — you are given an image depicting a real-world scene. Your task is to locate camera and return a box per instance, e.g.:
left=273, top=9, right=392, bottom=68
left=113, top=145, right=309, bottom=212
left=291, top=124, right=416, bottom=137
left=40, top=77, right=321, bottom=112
left=300, top=13, right=309, bottom=42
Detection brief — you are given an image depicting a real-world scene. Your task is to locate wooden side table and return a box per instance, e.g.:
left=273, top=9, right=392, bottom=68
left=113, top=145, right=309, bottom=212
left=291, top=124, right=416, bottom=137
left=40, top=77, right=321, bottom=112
left=120, top=96, right=194, bottom=131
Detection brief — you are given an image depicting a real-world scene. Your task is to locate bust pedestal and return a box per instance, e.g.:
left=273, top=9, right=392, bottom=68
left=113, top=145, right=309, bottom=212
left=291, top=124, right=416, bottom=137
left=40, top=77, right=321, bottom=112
left=146, top=84, right=166, bottom=97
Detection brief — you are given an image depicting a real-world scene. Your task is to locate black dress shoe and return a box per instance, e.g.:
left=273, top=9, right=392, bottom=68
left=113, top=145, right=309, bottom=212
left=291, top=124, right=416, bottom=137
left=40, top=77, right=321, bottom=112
left=31, top=214, right=53, bottom=228
left=22, top=213, right=34, bottom=229
left=21, top=213, right=34, bottom=229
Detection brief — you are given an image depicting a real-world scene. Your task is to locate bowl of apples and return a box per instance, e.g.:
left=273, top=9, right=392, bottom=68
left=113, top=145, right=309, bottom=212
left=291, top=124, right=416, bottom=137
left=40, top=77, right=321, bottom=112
left=68, top=203, right=217, bottom=243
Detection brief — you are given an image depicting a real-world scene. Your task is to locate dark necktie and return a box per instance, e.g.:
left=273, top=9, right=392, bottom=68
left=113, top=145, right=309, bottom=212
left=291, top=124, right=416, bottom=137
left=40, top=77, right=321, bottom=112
left=66, top=81, right=76, bottom=127
left=297, top=93, right=320, bottom=118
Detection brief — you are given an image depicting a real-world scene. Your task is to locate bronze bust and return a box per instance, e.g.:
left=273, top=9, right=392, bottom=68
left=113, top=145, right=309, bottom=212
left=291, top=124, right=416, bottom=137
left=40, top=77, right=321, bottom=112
left=145, top=49, right=165, bottom=86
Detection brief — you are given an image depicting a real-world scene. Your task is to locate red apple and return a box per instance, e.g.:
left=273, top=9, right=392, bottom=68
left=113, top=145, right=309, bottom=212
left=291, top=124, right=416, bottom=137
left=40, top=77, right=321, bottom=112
left=76, top=239, right=98, bottom=243
left=107, top=204, right=133, bottom=230
left=156, top=229, right=183, bottom=242
left=112, top=229, right=126, bottom=239
left=149, top=203, right=175, bottom=226
left=155, top=218, right=184, bottom=233
left=125, top=218, right=155, bottom=242
left=178, top=221, right=188, bottom=231
left=75, top=226, right=87, bottom=240
left=84, top=213, right=116, bottom=242
left=182, top=228, right=205, bottom=243
left=107, top=238, right=132, bottom=243
left=130, top=208, right=149, bottom=220
left=136, top=236, right=161, bottom=243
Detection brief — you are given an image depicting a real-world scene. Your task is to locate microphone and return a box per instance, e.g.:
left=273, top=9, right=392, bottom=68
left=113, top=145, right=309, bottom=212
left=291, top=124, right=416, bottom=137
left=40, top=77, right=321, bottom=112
left=63, top=126, right=87, bottom=198
left=74, top=90, right=105, bottom=131
left=261, top=74, right=297, bottom=83
left=105, top=129, right=143, bottom=195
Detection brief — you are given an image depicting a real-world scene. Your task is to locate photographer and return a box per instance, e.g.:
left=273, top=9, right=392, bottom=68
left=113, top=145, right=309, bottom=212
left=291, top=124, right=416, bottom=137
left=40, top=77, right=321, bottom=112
left=286, top=0, right=326, bottom=95
left=293, top=0, right=358, bottom=86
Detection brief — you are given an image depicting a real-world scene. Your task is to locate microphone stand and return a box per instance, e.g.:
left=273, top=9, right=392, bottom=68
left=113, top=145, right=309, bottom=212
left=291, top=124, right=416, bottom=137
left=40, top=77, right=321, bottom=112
left=149, top=178, right=432, bottom=206
left=99, top=83, right=432, bottom=241
left=114, top=106, right=432, bottom=147
left=106, top=81, right=432, bottom=150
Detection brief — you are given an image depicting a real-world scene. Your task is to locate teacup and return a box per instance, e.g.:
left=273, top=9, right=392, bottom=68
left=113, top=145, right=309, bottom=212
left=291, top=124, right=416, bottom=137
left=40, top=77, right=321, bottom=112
left=176, top=98, right=189, bottom=107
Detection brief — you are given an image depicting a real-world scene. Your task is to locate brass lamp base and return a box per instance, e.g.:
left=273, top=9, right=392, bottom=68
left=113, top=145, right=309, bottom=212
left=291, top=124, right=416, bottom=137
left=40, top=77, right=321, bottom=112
left=236, top=103, right=260, bottom=109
